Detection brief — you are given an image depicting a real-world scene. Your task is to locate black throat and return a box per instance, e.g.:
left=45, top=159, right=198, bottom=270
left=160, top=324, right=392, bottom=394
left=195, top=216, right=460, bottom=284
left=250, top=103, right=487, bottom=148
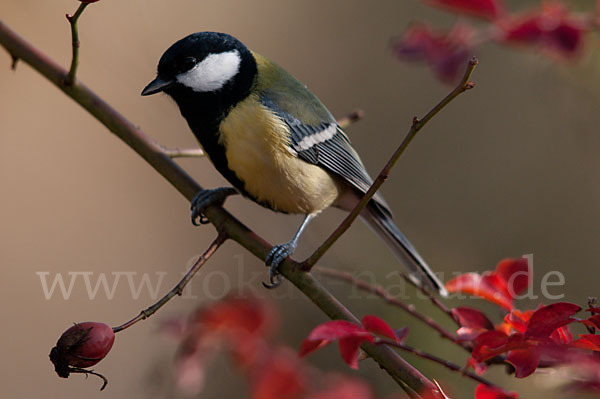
left=165, top=51, right=257, bottom=197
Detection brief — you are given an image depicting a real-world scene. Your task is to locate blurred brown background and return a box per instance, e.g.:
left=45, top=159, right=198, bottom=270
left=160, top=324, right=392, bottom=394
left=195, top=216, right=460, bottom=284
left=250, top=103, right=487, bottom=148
left=2, top=1, right=600, bottom=398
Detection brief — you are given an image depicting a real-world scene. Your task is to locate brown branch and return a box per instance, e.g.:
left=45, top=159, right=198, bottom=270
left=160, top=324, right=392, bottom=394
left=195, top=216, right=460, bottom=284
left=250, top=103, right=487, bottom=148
left=64, top=2, right=89, bottom=85
left=400, top=271, right=460, bottom=326
left=337, top=109, right=364, bottom=129
left=302, top=58, right=478, bottom=269
left=0, top=20, right=438, bottom=395
left=377, top=338, right=499, bottom=389
left=315, top=267, right=470, bottom=351
left=158, top=109, right=363, bottom=159
left=162, top=145, right=205, bottom=158
left=112, top=232, right=228, bottom=333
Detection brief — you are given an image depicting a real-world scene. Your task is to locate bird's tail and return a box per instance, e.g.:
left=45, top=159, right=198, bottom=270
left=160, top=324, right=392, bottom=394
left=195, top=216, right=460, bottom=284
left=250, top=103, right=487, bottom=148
left=361, top=206, right=448, bottom=296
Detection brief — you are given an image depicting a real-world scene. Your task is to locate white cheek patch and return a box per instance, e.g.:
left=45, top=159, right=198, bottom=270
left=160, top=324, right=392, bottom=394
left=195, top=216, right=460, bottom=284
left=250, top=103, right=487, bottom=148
left=176, top=50, right=241, bottom=92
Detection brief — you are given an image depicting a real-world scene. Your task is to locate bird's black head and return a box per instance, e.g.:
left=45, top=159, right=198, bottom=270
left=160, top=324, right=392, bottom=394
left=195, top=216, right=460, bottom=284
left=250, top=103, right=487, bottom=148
left=142, top=32, right=257, bottom=123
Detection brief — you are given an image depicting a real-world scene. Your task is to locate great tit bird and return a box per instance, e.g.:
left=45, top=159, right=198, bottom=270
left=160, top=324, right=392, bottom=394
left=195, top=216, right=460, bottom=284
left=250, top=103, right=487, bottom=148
left=142, top=32, right=447, bottom=295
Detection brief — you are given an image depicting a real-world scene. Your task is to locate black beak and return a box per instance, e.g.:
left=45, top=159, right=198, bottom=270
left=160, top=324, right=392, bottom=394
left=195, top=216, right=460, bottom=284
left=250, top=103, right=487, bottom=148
left=141, top=77, right=173, bottom=96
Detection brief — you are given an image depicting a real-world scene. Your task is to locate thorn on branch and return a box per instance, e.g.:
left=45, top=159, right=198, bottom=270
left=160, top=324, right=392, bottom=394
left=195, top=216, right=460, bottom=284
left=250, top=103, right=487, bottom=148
left=10, top=53, right=18, bottom=70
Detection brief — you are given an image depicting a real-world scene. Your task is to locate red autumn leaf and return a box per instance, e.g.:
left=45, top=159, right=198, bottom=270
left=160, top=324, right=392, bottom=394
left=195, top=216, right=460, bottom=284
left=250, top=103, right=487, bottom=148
left=581, top=315, right=600, bottom=332
left=498, top=2, right=587, bottom=59
left=505, top=348, right=541, bottom=378
left=468, top=356, right=487, bottom=375
left=158, top=316, right=188, bottom=339
left=550, top=23, right=584, bottom=54
left=174, top=348, right=215, bottom=396
left=172, top=318, right=223, bottom=395
left=551, top=325, right=573, bottom=345
left=393, top=23, right=473, bottom=83
left=471, top=330, right=510, bottom=361
left=473, top=330, right=510, bottom=350
left=361, top=315, right=398, bottom=341
left=452, top=306, right=494, bottom=340
left=197, top=296, right=276, bottom=340
left=469, top=303, right=580, bottom=378
left=524, top=302, right=581, bottom=339
left=299, top=320, right=374, bottom=369
left=472, top=331, right=527, bottom=362
left=424, top=0, right=504, bottom=20
left=311, top=374, right=375, bottom=399
left=472, top=333, right=542, bottom=377
left=475, top=383, right=519, bottom=399
left=298, top=337, right=330, bottom=358
left=189, top=296, right=277, bottom=367
left=452, top=306, right=494, bottom=330
left=445, top=272, right=513, bottom=310
left=495, top=258, right=529, bottom=297
left=251, top=350, right=306, bottom=399
left=170, top=295, right=279, bottom=393
left=502, top=15, right=542, bottom=44
left=572, top=334, right=600, bottom=351
left=445, top=258, right=530, bottom=310
left=339, top=336, right=370, bottom=369
left=168, top=295, right=376, bottom=398
left=502, top=309, right=534, bottom=334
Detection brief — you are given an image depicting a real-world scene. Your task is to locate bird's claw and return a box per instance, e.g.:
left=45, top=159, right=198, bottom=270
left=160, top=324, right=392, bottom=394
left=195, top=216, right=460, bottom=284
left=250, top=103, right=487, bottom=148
left=263, top=266, right=282, bottom=289
left=262, top=242, right=296, bottom=289
left=190, top=187, right=237, bottom=226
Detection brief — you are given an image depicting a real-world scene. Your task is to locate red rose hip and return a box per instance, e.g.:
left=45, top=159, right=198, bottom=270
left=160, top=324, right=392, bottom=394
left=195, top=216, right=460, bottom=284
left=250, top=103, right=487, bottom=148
left=49, top=322, right=115, bottom=389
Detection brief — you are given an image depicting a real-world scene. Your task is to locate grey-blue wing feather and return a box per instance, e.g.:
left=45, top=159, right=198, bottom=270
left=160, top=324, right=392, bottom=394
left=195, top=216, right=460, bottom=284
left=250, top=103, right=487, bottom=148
left=259, top=95, right=391, bottom=217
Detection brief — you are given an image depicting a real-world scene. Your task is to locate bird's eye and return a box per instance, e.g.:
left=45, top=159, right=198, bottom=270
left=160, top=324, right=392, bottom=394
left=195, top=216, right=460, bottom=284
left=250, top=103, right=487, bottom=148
left=181, top=57, right=197, bottom=72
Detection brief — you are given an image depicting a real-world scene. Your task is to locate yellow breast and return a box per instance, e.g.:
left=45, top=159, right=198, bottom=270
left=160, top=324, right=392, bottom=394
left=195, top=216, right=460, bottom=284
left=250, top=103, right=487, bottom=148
left=218, top=94, right=340, bottom=214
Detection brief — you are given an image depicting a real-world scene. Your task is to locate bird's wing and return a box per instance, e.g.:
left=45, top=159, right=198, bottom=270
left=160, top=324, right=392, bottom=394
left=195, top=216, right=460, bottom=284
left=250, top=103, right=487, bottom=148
left=253, top=52, right=390, bottom=215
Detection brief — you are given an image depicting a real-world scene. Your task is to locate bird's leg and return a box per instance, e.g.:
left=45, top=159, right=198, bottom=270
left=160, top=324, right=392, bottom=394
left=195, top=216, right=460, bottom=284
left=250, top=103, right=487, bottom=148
left=190, top=187, right=238, bottom=226
left=263, top=213, right=315, bottom=289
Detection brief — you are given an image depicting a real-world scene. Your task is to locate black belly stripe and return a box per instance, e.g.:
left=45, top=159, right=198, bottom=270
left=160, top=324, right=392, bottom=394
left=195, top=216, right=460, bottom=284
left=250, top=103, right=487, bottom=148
left=179, top=103, right=282, bottom=212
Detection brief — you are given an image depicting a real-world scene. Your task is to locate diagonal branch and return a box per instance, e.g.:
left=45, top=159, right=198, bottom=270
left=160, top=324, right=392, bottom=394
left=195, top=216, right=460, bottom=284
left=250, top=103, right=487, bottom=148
left=401, top=268, right=460, bottom=326
left=302, top=58, right=478, bottom=269
left=378, top=338, right=498, bottom=389
left=315, top=266, right=470, bottom=351
left=112, top=232, right=228, bottom=333
left=0, top=20, right=438, bottom=396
